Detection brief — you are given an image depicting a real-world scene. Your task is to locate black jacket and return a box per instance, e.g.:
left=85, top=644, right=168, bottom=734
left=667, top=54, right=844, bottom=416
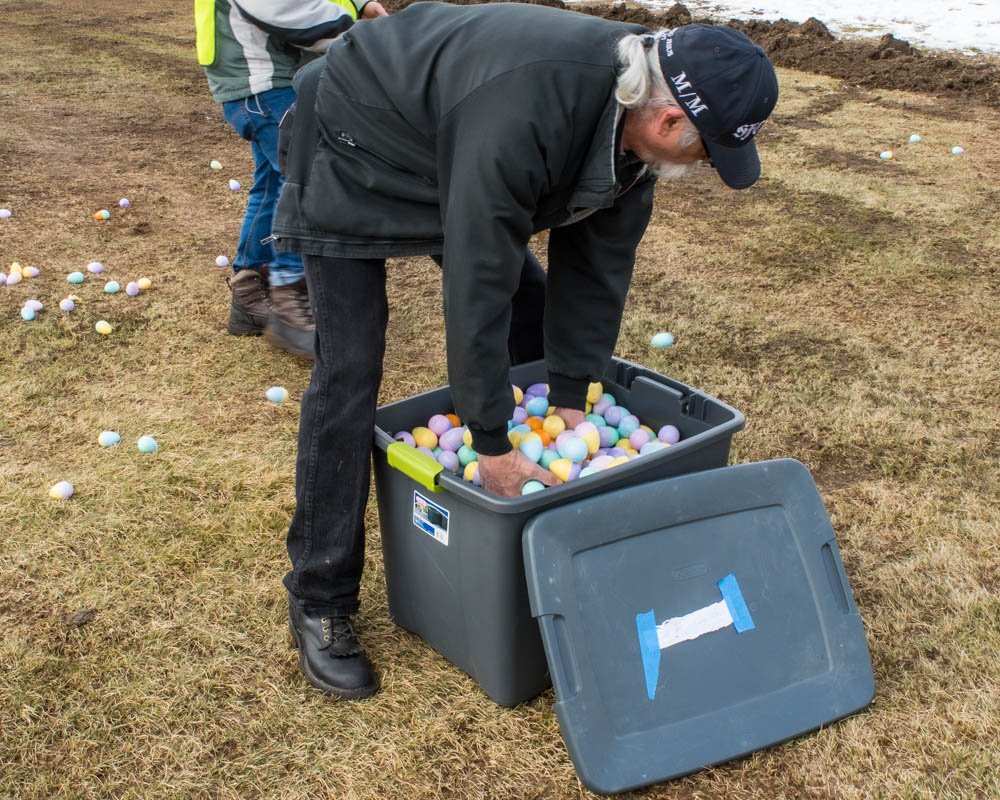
left=274, top=1, right=656, bottom=454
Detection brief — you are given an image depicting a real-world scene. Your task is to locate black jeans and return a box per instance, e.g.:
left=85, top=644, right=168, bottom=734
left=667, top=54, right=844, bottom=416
left=284, top=251, right=546, bottom=615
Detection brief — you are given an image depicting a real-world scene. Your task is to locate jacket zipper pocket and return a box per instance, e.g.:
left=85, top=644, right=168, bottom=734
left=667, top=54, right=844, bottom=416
left=336, top=131, right=435, bottom=186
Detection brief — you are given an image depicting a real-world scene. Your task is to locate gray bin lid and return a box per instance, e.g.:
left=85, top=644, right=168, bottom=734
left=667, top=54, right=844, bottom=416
left=522, top=459, right=874, bottom=795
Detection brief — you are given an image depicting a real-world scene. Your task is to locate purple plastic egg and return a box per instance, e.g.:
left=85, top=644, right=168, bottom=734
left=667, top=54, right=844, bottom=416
left=603, top=405, right=626, bottom=426
left=427, top=414, right=453, bottom=436
left=439, top=426, right=466, bottom=452
left=524, top=382, right=549, bottom=398
left=629, top=429, right=651, bottom=450
left=394, top=431, right=416, bottom=447
left=658, top=424, right=681, bottom=445
left=598, top=426, right=619, bottom=448
left=607, top=447, right=628, bottom=459
left=592, top=396, right=613, bottom=416
left=511, top=406, right=528, bottom=425
left=416, top=446, right=435, bottom=458
left=125, top=281, right=140, bottom=296
left=589, top=455, right=615, bottom=471
left=436, top=450, right=460, bottom=471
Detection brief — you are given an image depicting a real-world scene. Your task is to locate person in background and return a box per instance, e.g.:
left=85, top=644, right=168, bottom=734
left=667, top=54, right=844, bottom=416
left=272, top=2, right=778, bottom=700
left=195, top=0, right=386, bottom=359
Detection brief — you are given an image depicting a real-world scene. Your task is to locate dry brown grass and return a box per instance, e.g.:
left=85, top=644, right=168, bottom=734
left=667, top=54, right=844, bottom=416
left=2, top=1, right=999, bottom=798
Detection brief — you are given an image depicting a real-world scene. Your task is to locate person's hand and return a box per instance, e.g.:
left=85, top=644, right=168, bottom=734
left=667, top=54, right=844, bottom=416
left=361, top=1, right=388, bottom=19
left=478, top=449, right=561, bottom=498
left=553, top=407, right=586, bottom=430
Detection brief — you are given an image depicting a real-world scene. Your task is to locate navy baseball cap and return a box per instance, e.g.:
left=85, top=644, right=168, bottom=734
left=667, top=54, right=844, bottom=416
left=658, top=25, right=778, bottom=189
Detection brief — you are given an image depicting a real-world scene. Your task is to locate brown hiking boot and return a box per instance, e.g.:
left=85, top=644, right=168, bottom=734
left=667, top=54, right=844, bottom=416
left=227, top=268, right=270, bottom=335
left=266, top=277, right=315, bottom=360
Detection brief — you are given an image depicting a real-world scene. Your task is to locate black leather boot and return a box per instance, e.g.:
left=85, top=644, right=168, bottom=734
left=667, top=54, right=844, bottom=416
left=288, top=605, right=379, bottom=700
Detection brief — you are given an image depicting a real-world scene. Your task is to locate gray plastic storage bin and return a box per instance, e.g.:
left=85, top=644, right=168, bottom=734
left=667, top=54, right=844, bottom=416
left=372, top=357, right=745, bottom=707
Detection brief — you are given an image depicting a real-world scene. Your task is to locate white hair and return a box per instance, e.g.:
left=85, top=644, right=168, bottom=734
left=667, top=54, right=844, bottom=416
left=615, top=30, right=701, bottom=151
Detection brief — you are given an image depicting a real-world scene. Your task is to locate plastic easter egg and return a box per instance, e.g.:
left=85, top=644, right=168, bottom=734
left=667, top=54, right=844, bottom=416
left=59, top=298, right=75, bottom=312
left=607, top=447, right=628, bottom=459
left=603, top=405, right=626, bottom=426
left=411, top=426, right=437, bottom=450
left=640, top=441, right=666, bottom=455
left=24, top=266, right=39, bottom=278
left=6, top=272, right=21, bottom=285
left=521, top=480, right=545, bottom=495
left=98, top=430, right=121, bottom=447
left=651, top=331, right=674, bottom=348
left=216, top=255, right=230, bottom=268
left=67, top=271, right=85, bottom=283
left=557, top=435, right=588, bottom=464
left=432, top=446, right=442, bottom=457
left=549, top=458, right=579, bottom=483
left=0, top=209, right=11, bottom=219
left=119, top=198, right=130, bottom=208
left=512, top=385, right=524, bottom=405
left=229, top=179, right=241, bottom=191
left=542, top=414, right=566, bottom=440
left=525, top=395, right=549, bottom=417
left=94, top=209, right=110, bottom=220
left=589, top=455, right=615, bottom=471
left=9, top=261, right=21, bottom=274
left=87, top=261, right=104, bottom=274
left=48, top=481, right=74, bottom=499
left=265, top=386, right=288, bottom=403
left=909, top=134, right=921, bottom=143
left=585, top=413, right=606, bottom=428
left=539, top=449, right=561, bottom=470
left=578, top=467, right=598, bottom=478
left=618, top=415, right=640, bottom=438
left=629, top=429, right=652, bottom=450
left=0, top=274, right=6, bottom=286
left=137, top=277, right=152, bottom=291
left=427, top=414, right=453, bottom=436
left=125, top=282, right=140, bottom=296
left=608, top=456, right=630, bottom=468
left=20, top=306, right=35, bottom=321
left=511, top=406, right=528, bottom=425
left=519, top=434, right=544, bottom=463
left=879, top=151, right=893, bottom=161
left=951, top=146, right=964, bottom=155
left=137, top=435, right=159, bottom=453
left=445, top=413, right=461, bottom=427
left=25, top=299, right=43, bottom=311
left=574, top=423, right=600, bottom=455
left=439, top=426, right=466, bottom=452
left=658, top=424, right=681, bottom=445
left=462, top=428, right=474, bottom=448
left=457, top=444, right=478, bottom=466
left=598, top=426, right=619, bottom=448
left=436, top=450, right=459, bottom=472
left=95, top=320, right=113, bottom=335
left=104, top=281, right=120, bottom=294
left=394, top=431, right=417, bottom=447
left=586, top=382, right=603, bottom=404
left=416, top=445, right=435, bottom=458
left=210, top=160, right=223, bottom=170
left=68, top=294, right=81, bottom=302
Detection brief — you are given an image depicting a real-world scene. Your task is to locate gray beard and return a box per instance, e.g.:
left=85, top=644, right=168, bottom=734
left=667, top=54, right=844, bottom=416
left=646, top=160, right=700, bottom=180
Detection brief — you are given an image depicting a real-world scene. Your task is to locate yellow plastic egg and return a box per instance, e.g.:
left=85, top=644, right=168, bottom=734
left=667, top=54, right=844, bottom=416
left=137, top=277, right=152, bottom=291
left=549, top=458, right=574, bottom=482
left=608, top=456, right=630, bottom=468
left=586, top=382, right=603, bottom=404
left=542, top=415, right=566, bottom=439
left=411, top=426, right=437, bottom=449
left=68, top=294, right=82, bottom=303
left=578, top=428, right=600, bottom=454
left=508, top=430, right=526, bottom=447
left=463, top=428, right=474, bottom=447
left=585, top=401, right=592, bottom=413
left=512, top=385, right=523, bottom=405
left=463, top=461, right=479, bottom=482
left=95, top=320, right=113, bottom=335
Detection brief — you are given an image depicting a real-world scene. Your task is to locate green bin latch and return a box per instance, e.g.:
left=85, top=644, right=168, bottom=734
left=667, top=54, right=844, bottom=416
left=387, top=442, right=445, bottom=493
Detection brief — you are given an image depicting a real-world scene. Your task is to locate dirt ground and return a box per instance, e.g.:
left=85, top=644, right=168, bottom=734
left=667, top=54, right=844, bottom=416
left=390, top=0, right=1000, bottom=108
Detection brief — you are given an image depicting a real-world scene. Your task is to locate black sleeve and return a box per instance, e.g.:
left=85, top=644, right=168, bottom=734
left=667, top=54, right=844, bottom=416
left=544, top=171, right=656, bottom=407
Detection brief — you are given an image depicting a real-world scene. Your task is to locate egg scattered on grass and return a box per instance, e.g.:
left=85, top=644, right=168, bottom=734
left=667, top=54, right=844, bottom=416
left=94, top=209, right=110, bottom=221
left=137, top=435, right=159, bottom=453
left=952, top=146, right=965, bottom=155
left=20, top=307, right=35, bottom=321
left=87, top=262, right=104, bottom=274
left=909, top=134, right=922, bottom=143
left=137, top=277, right=152, bottom=291
left=651, top=332, right=674, bottom=347
left=210, top=160, right=222, bottom=170
left=0, top=274, right=7, bottom=286
left=125, top=282, right=140, bottom=296
left=266, top=386, right=289, bottom=403
left=48, top=481, right=74, bottom=499
left=25, top=299, right=43, bottom=311
left=215, top=255, right=230, bottom=268
left=119, top=198, right=130, bottom=208
left=95, top=320, right=113, bottom=335
left=104, top=281, right=120, bottom=294
left=0, top=209, right=11, bottom=219
left=98, top=430, right=121, bottom=447
left=229, top=179, right=241, bottom=191
left=59, top=298, right=75, bottom=312
left=6, top=272, right=20, bottom=286
left=24, top=266, right=39, bottom=278
left=68, top=271, right=84, bottom=284
left=879, top=151, right=893, bottom=160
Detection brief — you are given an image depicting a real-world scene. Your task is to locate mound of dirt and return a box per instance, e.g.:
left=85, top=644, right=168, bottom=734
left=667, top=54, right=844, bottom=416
left=388, top=0, right=1000, bottom=108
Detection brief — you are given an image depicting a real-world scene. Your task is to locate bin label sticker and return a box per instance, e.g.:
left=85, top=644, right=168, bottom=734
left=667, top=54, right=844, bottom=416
left=413, top=490, right=449, bottom=546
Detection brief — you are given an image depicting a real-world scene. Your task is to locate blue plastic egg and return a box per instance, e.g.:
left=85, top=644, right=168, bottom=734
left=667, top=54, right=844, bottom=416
left=98, top=430, right=121, bottom=447
left=651, top=331, right=674, bottom=347
left=20, top=306, right=35, bottom=321
left=265, top=386, right=288, bottom=403
left=67, top=271, right=85, bottom=284
left=104, top=281, right=120, bottom=294
left=519, top=436, right=544, bottom=463
left=521, top=480, right=545, bottom=495
left=137, top=435, right=158, bottom=453
left=525, top=395, right=550, bottom=417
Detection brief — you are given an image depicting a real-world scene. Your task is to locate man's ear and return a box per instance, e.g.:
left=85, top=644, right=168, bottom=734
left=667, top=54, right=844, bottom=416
left=652, top=106, right=688, bottom=141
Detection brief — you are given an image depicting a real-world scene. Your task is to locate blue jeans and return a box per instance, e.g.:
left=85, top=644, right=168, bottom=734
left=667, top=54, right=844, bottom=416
left=222, top=87, right=304, bottom=287
left=284, top=252, right=546, bottom=615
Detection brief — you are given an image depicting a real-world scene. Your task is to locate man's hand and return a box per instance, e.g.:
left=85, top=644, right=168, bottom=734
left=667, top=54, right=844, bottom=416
left=361, top=1, right=388, bottom=19
left=553, top=407, right=586, bottom=430
left=478, top=449, right=561, bottom=498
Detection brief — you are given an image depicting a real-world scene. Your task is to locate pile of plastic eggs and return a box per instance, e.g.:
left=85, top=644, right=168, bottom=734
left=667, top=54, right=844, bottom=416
left=393, top=381, right=682, bottom=494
